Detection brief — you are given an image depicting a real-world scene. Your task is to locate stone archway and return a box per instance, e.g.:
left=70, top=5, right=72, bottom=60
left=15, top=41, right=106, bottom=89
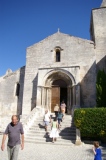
left=45, top=71, right=72, bottom=113
left=36, top=68, right=80, bottom=114
left=44, top=70, right=77, bottom=114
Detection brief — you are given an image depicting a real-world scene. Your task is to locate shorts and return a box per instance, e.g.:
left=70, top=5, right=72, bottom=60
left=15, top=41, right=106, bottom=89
left=44, top=121, right=49, bottom=126
left=58, top=118, right=62, bottom=124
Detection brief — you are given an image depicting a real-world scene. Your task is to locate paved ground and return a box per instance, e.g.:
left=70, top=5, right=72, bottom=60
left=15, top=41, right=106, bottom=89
left=0, top=135, right=106, bottom=160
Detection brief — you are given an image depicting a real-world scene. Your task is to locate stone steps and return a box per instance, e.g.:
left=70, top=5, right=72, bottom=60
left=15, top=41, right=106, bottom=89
left=25, top=133, right=76, bottom=140
left=28, top=126, right=76, bottom=133
left=33, top=124, right=74, bottom=127
left=25, top=139, right=75, bottom=146
left=25, top=115, right=76, bottom=145
left=28, top=129, right=76, bottom=135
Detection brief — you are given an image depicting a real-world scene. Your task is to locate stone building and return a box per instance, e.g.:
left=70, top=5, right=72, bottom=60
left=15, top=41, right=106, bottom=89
left=0, top=1, right=106, bottom=119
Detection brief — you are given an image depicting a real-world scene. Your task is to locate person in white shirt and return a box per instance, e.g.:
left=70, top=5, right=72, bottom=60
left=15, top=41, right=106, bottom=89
left=43, top=110, right=51, bottom=132
left=54, top=104, right=59, bottom=118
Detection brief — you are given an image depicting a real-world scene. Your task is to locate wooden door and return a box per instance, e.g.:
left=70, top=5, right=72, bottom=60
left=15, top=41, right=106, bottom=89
left=51, top=87, right=60, bottom=112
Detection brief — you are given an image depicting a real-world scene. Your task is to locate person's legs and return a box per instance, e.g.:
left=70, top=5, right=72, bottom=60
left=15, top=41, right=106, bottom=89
left=45, top=125, right=47, bottom=131
left=7, top=145, right=20, bottom=160
left=7, top=146, right=13, bottom=160
left=54, top=111, right=56, bottom=117
left=52, top=137, right=55, bottom=143
left=45, top=121, right=49, bottom=132
left=58, top=119, right=61, bottom=129
left=62, top=109, right=65, bottom=119
left=56, top=111, right=58, bottom=118
left=12, top=145, right=20, bottom=160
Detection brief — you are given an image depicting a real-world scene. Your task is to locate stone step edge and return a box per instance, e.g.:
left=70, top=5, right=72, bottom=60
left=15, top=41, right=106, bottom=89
left=25, top=132, right=76, bottom=136
left=25, top=136, right=76, bottom=141
left=25, top=140, right=75, bottom=146
left=27, top=131, right=76, bottom=134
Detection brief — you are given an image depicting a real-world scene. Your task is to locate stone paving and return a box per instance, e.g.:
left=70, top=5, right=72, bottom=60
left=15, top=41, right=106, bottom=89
left=0, top=135, right=106, bottom=160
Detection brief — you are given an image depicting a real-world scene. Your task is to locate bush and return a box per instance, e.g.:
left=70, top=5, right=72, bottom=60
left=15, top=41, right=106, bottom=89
left=74, top=108, right=106, bottom=139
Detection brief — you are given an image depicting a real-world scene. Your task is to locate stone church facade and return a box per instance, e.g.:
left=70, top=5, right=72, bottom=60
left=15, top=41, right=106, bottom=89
left=0, top=1, right=106, bottom=119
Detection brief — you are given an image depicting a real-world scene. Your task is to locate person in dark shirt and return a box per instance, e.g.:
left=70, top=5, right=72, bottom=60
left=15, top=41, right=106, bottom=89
left=57, top=111, right=63, bottom=129
left=1, top=115, right=24, bottom=160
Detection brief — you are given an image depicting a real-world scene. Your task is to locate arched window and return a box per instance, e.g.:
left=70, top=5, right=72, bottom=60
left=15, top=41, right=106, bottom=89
left=15, top=83, right=20, bottom=96
left=56, top=49, right=60, bottom=62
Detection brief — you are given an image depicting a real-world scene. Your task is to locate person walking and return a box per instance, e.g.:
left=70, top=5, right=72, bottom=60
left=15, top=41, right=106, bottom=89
left=50, top=117, right=59, bottom=143
left=54, top=104, right=59, bottom=118
left=60, top=101, right=66, bottom=117
left=92, top=141, right=102, bottom=160
left=57, top=111, right=63, bottom=130
left=1, top=115, right=24, bottom=160
left=43, top=110, right=51, bottom=132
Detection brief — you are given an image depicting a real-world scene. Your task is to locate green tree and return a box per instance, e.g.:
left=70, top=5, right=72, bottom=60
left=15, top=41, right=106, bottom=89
left=96, top=70, right=106, bottom=107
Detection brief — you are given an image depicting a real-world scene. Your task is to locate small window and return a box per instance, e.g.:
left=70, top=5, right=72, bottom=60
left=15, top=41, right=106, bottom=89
left=56, top=50, right=60, bottom=62
left=15, top=83, right=20, bottom=96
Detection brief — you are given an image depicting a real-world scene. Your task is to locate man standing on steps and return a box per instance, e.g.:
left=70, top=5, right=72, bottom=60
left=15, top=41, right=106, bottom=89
left=43, top=110, right=51, bottom=132
left=1, top=115, right=24, bottom=160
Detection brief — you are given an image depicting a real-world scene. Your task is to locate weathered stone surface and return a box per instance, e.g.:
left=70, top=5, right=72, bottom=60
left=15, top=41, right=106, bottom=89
left=90, top=6, right=106, bottom=71
left=0, top=66, right=25, bottom=117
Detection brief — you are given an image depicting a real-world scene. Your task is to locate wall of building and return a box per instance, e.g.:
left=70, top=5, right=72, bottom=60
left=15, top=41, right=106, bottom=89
left=91, top=7, right=106, bottom=71
left=22, top=32, right=96, bottom=114
left=0, top=66, right=25, bottom=117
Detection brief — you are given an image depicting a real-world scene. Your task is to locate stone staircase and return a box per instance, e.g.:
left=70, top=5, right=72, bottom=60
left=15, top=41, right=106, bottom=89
left=24, top=114, right=76, bottom=146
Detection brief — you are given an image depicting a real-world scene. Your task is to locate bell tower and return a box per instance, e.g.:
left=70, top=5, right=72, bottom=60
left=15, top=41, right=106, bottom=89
left=101, top=0, right=106, bottom=7
left=90, top=0, right=106, bottom=70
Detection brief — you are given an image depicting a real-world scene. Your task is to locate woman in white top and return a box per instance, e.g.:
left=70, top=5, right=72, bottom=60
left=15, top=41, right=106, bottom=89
left=50, top=117, right=59, bottom=143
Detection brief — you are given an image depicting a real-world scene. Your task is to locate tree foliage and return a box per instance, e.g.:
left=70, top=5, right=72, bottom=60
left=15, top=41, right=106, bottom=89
left=96, top=70, right=106, bottom=107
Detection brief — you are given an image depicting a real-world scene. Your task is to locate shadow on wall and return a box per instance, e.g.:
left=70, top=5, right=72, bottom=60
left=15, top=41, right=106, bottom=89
left=31, top=73, right=38, bottom=111
left=97, top=55, right=106, bottom=72
left=17, top=66, right=25, bottom=115
left=80, top=61, right=96, bottom=108
left=80, top=56, right=106, bottom=108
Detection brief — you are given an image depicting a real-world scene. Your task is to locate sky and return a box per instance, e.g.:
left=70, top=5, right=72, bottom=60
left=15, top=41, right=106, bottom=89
left=0, top=0, right=102, bottom=76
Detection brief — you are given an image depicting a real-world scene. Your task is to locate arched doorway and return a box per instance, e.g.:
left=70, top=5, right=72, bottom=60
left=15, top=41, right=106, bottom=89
left=36, top=68, right=80, bottom=114
left=44, top=70, right=73, bottom=114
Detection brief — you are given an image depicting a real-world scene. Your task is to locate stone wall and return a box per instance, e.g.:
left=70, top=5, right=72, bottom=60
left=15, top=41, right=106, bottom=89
left=91, top=7, right=106, bottom=71
left=0, top=66, right=25, bottom=117
left=22, top=32, right=96, bottom=114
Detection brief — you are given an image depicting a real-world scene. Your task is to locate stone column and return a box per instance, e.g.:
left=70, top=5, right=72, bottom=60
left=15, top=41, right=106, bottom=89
left=46, top=88, right=49, bottom=109
left=72, top=86, right=76, bottom=105
left=45, top=88, right=47, bottom=108
left=36, top=86, right=42, bottom=107
left=41, top=87, right=44, bottom=107
left=67, top=86, right=71, bottom=114
left=67, top=87, right=70, bottom=108
left=47, top=88, right=51, bottom=111
left=75, top=84, right=80, bottom=107
left=75, top=128, right=82, bottom=145
left=42, top=87, right=45, bottom=108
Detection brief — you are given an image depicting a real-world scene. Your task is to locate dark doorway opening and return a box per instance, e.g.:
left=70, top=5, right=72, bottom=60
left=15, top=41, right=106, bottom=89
left=52, top=79, right=67, bottom=113
left=60, top=88, right=67, bottom=113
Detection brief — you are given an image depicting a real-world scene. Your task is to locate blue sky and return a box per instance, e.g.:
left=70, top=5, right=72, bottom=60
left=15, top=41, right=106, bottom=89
left=0, top=0, right=102, bottom=76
